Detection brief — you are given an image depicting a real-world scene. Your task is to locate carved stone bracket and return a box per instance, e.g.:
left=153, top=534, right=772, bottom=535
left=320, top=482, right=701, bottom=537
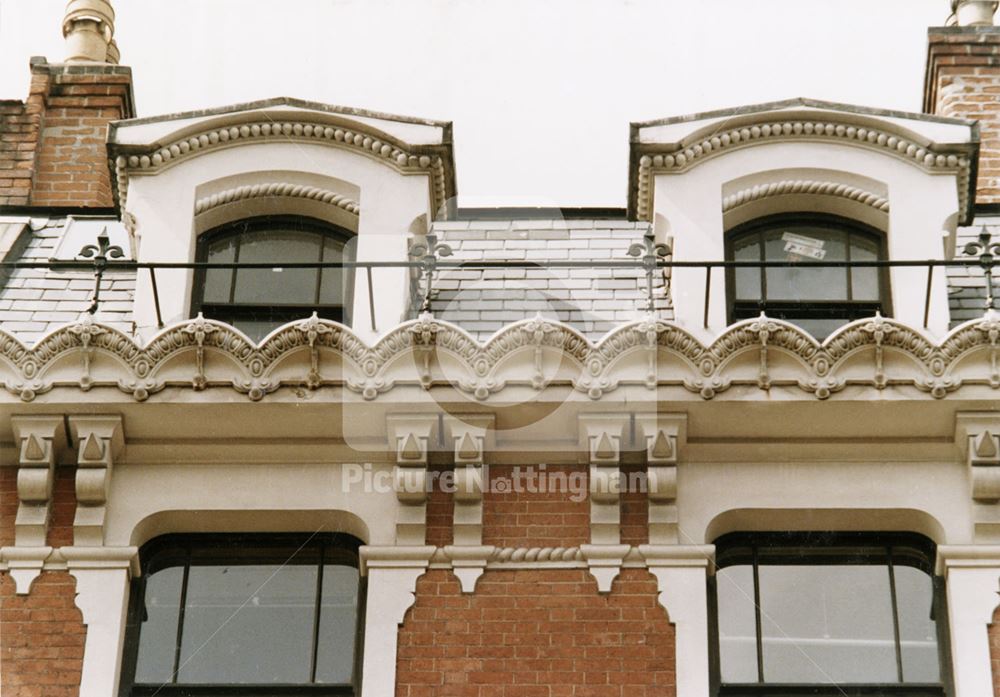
left=443, top=414, right=493, bottom=550
left=580, top=543, right=631, bottom=593
left=635, top=414, right=688, bottom=545
left=11, top=415, right=67, bottom=549
left=68, top=416, right=124, bottom=546
left=0, top=545, right=54, bottom=594
left=580, top=414, right=629, bottom=546
left=956, top=413, right=1000, bottom=542
left=386, top=414, right=437, bottom=545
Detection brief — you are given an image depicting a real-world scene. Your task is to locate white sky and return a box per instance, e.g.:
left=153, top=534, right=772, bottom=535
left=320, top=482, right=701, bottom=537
left=0, top=0, right=951, bottom=207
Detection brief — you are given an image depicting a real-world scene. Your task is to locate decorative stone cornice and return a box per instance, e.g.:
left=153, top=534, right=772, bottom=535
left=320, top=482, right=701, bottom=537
left=722, top=179, right=890, bottom=214
left=194, top=182, right=360, bottom=217
left=112, top=116, right=451, bottom=215
left=2, top=311, right=1000, bottom=404
left=633, top=117, right=972, bottom=221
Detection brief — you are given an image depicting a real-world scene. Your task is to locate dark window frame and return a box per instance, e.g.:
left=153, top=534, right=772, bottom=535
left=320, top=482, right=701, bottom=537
left=724, top=213, right=893, bottom=332
left=118, top=533, right=365, bottom=697
left=192, top=216, right=355, bottom=335
left=710, top=531, right=950, bottom=697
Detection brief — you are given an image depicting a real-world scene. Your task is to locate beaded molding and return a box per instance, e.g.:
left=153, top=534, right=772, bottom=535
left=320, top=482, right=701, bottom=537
left=722, top=179, right=889, bottom=214
left=114, top=118, right=449, bottom=215
left=194, top=182, right=360, bottom=217
left=634, top=119, right=971, bottom=220
left=0, top=310, right=997, bottom=403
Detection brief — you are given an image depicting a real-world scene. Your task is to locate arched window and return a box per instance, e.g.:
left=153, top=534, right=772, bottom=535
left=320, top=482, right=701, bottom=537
left=119, top=534, right=363, bottom=696
left=193, top=216, right=353, bottom=341
left=726, top=214, right=890, bottom=339
left=713, top=532, right=946, bottom=695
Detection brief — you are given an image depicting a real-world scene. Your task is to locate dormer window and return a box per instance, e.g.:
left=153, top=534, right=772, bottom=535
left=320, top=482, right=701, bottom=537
left=726, top=214, right=890, bottom=339
left=192, top=216, right=353, bottom=341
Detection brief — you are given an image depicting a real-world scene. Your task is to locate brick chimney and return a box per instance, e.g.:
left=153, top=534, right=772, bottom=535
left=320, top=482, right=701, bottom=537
left=0, top=0, right=134, bottom=209
left=924, top=1, right=1000, bottom=203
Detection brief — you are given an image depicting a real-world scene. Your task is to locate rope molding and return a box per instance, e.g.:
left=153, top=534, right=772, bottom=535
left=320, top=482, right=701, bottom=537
left=722, top=179, right=890, bottom=213
left=194, top=182, right=360, bottom=217
left=634, top=118, right=971, bottom=220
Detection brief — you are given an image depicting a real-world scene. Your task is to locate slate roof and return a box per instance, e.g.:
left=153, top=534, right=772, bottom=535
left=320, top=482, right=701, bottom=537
left=0, top=213, right=991, bottom=345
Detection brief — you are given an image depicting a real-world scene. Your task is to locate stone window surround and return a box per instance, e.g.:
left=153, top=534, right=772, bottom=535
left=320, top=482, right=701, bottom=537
left=110, top=103, right=449, bottom=345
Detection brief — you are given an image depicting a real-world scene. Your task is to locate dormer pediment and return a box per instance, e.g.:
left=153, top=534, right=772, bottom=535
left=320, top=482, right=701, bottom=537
left=629, top=98, right=978, bottom=223
left=108, top=97, right=456, bottom=216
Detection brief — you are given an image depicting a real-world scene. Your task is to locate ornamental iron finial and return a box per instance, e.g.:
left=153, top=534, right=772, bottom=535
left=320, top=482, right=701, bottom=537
left=77, top=228, right=125, bottom=315
left=963, top=226, right=1000, bottom=311
left=409, top=232, right=454, bottom=314
left=627, top=228, right=671, bottom=313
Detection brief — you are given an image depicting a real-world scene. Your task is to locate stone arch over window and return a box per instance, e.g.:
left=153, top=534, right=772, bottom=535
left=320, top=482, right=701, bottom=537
left=721, top=168, right=889, bottom=233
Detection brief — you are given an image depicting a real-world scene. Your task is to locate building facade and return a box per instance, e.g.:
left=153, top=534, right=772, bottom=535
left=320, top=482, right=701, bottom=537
left=2, top=1, right=1000, bottom=696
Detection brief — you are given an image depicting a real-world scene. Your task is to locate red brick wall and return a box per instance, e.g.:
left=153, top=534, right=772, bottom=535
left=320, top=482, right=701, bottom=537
left=0, top=59, right=133, bottom=208
left=0, top=465, right=84, bottom=696
left=397, top=568, right=675, bottom=697
left=0, top=65, right=49, bottom=207
left=0, top=466, right=16, bottom=547
left=924, top=28, right=1000, bottom=203
left=48, top=466, right=76, bottom=548
left=620, top=466, right=648, bottom=547
left=427, top=465, right=455, bottom=547
left=0, top=572, right=86, bottom=697
left=482, top=465, right=589, bottom=548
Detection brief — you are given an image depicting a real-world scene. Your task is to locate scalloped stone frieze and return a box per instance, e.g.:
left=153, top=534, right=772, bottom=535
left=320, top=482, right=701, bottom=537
left=0, top=312, right=998, bottom=402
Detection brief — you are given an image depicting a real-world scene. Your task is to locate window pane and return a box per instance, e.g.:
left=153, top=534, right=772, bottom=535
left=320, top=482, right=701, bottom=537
left=851, top=236, right=881, bottom=302
left=319, top=239, right=346, bottom=306
left=233, top=318, right=282, bottom=343
left=895, top=565, right=940, bottom=683
left=233, top=229, right=321, bottom=305
left=134, top=566, right=183, bottom=684
left=177, top=563, right=318, bottom=684
left=314, top=565, right=360, bottom=684
left=758, top=564, right=897, bottom=683
left=764, top=227, right=846, bottom=301
left=732, top=235, right=761, bottom=301
left=717, top=565, right=758, bottom=683
left=779, top=317, right=848, bottom=341
left=203, top=238, right=236, bottom=303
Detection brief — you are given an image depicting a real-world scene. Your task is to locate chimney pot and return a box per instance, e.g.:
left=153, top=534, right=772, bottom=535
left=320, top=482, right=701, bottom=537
left=952, top=0, right=999, bottom=26
left=62, top=0, right=115, bottom=62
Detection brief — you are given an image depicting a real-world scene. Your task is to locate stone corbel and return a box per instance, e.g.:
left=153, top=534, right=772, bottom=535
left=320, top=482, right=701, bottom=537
left=956, top=413, right=1000, bottom=541
left=0, top=545, right=54, bottom=594
left=580, top=414, right=629, bottom=545
left=359, top=545, right=436, bottom=697
left=579, top=414, right=630, bottom=591
left=635, top=414, right=687, bottom=545
left=68, top=416, right=124, bottom=546
left=441, top=414, right=494, bottom=592
left=386, top=414, right=437, bottom=545
left=11, top=416, right=67, bottom=549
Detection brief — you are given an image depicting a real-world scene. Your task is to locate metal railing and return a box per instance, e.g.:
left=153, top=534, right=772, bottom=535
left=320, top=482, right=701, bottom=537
left=0, top=229, right=997, bottom=332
